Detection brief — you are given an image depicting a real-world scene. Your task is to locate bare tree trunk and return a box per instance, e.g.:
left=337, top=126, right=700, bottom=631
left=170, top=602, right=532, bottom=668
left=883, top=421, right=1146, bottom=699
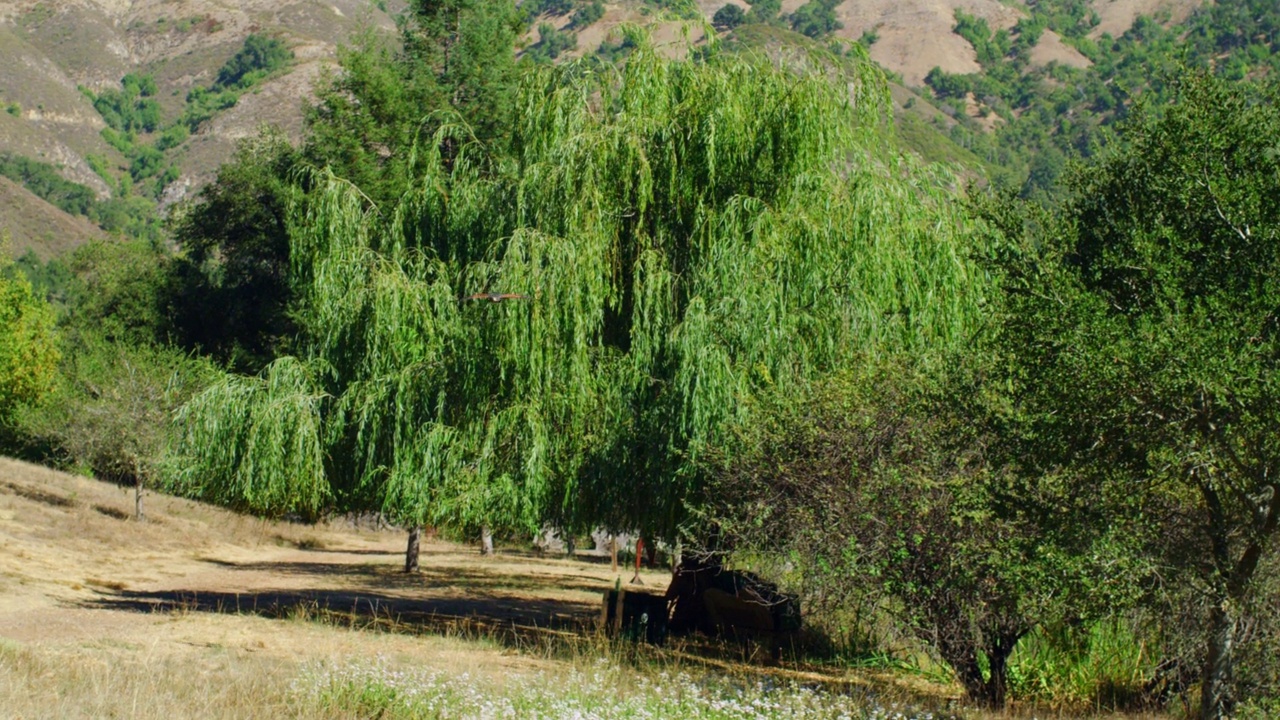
left=566, top=535, right=576, bottom=557
left=1201, top=601, right=1238, bottom=720
left=134, top=476, right=144, bottom=522
left=630, top=537, right=644, bottom=585
left=480, top=526, right=494, bottom=555
left=610, top=535, right=618, bottom=573
left=404, top=526, right=421, bottom=573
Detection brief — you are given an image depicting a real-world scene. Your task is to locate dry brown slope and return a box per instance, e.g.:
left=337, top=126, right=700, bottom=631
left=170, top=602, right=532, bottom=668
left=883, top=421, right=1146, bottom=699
left=0, top=0, right=398, bottom=206
left=0, top=176, right=105, bottom=259
left=1089, top=0, right=1204, bottom=38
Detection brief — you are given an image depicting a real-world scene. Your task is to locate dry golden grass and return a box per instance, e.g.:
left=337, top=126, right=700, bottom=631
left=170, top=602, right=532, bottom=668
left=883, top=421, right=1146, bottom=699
left=0, top=457, right=1175, bottom=719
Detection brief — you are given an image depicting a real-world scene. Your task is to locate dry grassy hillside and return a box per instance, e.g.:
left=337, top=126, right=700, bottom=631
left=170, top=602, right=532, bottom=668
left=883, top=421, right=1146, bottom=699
left=7, top=456, right=978, bottom=719
left=0, top=0, right=1208, bottom=259
left=0, top=455, right=678, bottom=715
left=0, top=0, right=397, bottom=205
left=0, top=176, right=104, bottom=258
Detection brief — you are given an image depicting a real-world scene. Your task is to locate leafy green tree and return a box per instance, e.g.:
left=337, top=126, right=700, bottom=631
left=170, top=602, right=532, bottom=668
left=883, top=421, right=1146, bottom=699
left=744, top=0, right=780, bottom=24
left=61, top=239, right=176, bottom=347
left=0, top=243, right=59, bottom=425
left=713, top=363, right=1140, bottom=706
left=306, top=0, right=521, bottom=206
left=571, top=0, right=605, bottom=29
left=924, top=66, right=973, bottom=99
left=982, top=73, right=1280, bottom=720
left=215, top=34, right=292, bottom=88
left=789, top=0, right=841, bottom=39
left=525, top=23, right=577, bottom=63
left=170, top=132, right=302, bottom=371
left=18, top=333, right=215, bottom=520
left=171, top=40, right=981, bottom=557
left=91, top=74, right=163, bottom=134
left=713, top=4, right=745, bottom=29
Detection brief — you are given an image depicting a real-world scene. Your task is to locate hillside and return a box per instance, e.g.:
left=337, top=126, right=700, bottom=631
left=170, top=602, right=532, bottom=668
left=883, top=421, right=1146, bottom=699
left=0, top=0, right=1250, bottom=258
left=0, top=0, right=396, bottom=193
left=0, top=175, right=104, bottom=258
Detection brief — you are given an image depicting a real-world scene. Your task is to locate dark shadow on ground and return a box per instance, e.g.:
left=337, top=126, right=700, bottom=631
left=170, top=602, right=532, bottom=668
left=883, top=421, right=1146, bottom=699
left=293, top=547, right=400, bottom=557
left=79, top=586, right=596, bottom=634
left=193, top=556, right=615, bottom=596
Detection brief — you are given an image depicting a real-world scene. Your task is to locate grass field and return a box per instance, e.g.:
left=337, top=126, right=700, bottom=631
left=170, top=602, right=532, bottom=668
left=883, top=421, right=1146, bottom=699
left=0, top=457, right=1173, bottom=719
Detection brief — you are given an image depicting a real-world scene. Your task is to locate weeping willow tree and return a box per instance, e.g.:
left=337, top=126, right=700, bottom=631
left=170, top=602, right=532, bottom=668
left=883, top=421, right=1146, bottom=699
left=168, top=35, right=987, bottom=540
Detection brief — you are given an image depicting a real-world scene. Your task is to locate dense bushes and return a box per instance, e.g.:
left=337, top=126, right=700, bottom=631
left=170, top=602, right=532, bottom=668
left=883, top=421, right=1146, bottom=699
left=215, top=34, right=292, bottom=88
left=0, top=247, right=59, bottom=425
left=4, top=239, right=215, bottom=516
left=712, top=364, right=1145, bottom=706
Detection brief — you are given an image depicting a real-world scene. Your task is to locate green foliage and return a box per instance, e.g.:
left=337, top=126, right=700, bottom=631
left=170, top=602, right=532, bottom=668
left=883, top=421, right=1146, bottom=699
left=713, top=362, right=1138, bottom=706
left=789, top=0, right=841, bottom=39
left=924, top=66, right=972, bottom=99
left=713, top=4, right=745, bottom=30
left=166, top=357, right=329, bottom=519
left=61, top=239, right=176, bottom=346
left=90, top=74, right=162, bottom=134
left=92, top=194, right=164, bottom=244
left=953, top=10, right=1010, bottom=68
left=305, top=0, right=520, bottom=205
left=180, top=85, right=240, bottom=131
left=155, top=124, right=189, bottom=152
left=0, top=246, right=60, bottom=425
left=522, top=0, right=573, bottom=18
left=0, top=153, right=98, bottom=217
left=744, top=0, right=780, bottom=25
left=13, top=332, right=215, bottom=488
left=172, top=34, right=293, bottom=135
left=927, top=0, right=1280, bottom=196
left=594, top=32, right=640, bottom=64
left=525, top=23, right=577, bottom=63
left=0, top=152, right=162, bottom=242
left=170, top=131, right=302, bottom=371
left=570, top=0, right=604, bottom=29
left=214, top=34, right=293, bottom=89
left=1007, top=621, right=1155, bottom=710
left=977, top=72, right=1280, bottom=718
left=10, top=250, right=74, bottom=308
left=177, top=38, right=984, bottom=547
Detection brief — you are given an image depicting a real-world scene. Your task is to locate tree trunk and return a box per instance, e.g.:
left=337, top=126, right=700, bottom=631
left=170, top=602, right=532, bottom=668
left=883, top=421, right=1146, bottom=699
left=940, top=635, right=1018, bottom=708
left=610, top=535, right=618, bottom=573
left=1200, top=600, right=1238, bottom=720
left=480, top=526, right=494, bottom=555
left=134, top=476, right=144, bottom=522
left=984, top=634, right=1019, bottom=708
left=566, top=535, right=576, bottom=557
left=404, top=526, right=421, bottom=573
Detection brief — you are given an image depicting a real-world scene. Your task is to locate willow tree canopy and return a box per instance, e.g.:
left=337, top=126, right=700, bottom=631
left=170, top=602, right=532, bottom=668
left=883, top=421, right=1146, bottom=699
left=168, top=38, right=986, bottom=537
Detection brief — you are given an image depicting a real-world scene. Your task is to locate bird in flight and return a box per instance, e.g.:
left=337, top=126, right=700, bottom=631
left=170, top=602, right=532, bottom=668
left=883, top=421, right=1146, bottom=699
left=461, top=292, right=530, bottom=303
